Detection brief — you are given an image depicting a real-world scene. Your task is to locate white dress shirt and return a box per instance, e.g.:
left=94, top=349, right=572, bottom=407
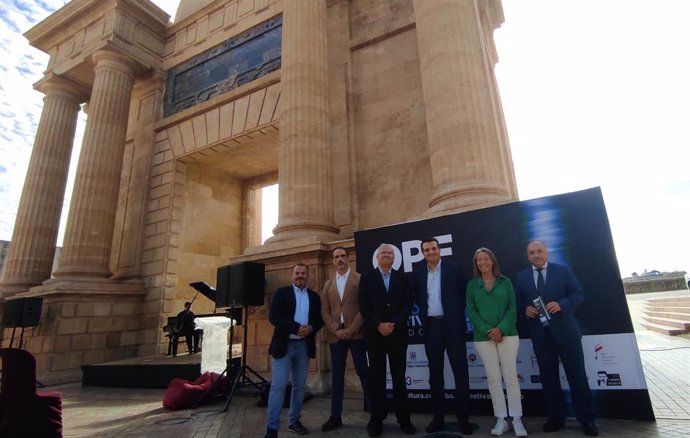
left=335, top=268, right=350, bottom=323
left=427, top=259, right=443, bottom=317
left=290, top=285, right=310, bottom=339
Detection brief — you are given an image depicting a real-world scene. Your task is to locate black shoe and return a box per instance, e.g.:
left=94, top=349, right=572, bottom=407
left=543, top=419, right=565, bottom=433
left=426, top=418, right=445, bottom=433
left=367, top=420, right=382, bottom=437
left=400, top=422, right=416, bottom=435
left=287, top=421, right=308, bottom=435
left=582, top=422, right=599, bottom=436
left=321, top=416, right=342, bottom=432
left=263, top=429, right=278, bottom=438
left=459, top=421, right=479, bottom=435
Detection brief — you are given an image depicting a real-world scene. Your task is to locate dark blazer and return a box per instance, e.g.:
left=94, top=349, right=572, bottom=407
left=514, top=262, right=584, bottom=346
left=412, top=259, right=468, bottom=336
left=358, top=268, right=414, bottom=342
left=268, top=286, right=324, bottom=359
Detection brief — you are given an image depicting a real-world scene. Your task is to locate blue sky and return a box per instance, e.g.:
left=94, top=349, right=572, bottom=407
left=1, top=0, right=689, bottom=277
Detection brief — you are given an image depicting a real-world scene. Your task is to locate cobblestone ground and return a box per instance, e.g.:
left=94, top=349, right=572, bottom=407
left=58, top=291, right=690, bottom=437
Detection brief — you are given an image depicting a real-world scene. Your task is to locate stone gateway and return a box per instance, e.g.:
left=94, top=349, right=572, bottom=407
left=0, top=0, right=517, bottom=388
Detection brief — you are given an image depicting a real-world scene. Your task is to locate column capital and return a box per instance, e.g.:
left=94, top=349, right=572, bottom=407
left=92, top=49, right=138, bottom=78
left=34, top=75, right=90, bottom=104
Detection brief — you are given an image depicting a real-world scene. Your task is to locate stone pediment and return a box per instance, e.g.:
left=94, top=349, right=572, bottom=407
left=24, top=0, right=169, bottom=90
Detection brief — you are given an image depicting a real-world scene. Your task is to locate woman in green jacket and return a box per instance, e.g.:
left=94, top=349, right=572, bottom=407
left=466, top=247, right=527, bottom=437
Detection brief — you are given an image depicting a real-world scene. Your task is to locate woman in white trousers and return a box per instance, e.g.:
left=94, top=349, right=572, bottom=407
left=466, top=247, right=527, bottom=437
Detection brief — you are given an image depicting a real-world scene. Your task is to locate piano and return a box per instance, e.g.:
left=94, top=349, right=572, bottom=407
left=162, top=281, right=226, bottom=356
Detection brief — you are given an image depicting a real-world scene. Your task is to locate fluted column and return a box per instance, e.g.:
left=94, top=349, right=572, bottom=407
left=0, top=81, right=83, bottom=297
left=53, top=50, right=136, bottom=278
left=270, top=0, right=339, bottom=241
left=413, top=0, right=516, bottom=215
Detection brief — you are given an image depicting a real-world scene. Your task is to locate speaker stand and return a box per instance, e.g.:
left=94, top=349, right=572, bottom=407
left=7, top=326, right=26, bottom=348
left=19, top=326, right=27, bottom=349
left=193, top=306, right=267, bottom=412
left=8, top=326, right=17, bottom=348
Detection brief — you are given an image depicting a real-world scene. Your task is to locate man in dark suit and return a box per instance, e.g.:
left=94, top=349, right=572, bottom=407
left=412, top=237, right=476, bottom=434
left=358, top=243, right=416, bottom=437
left=264, top=263, right=324, bottom=438
left=514, top=241, right=599, bottom=437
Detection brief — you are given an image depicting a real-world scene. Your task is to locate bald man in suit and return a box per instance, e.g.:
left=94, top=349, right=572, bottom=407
left=514, top=241, right=598, bottom=437
left=358, top=243, right=416, bottom=437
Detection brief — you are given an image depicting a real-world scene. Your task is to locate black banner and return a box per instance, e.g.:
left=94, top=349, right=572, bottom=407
left=353, top=187, right=654, bottom=420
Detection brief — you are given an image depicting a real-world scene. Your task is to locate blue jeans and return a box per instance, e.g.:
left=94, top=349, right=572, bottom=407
left=266, top=339, right=309, bottom=431
left=330, top=339, right=370, bottom=417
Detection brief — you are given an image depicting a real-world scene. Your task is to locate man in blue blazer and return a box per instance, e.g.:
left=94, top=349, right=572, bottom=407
left=359, top=243, right=416, bottom=437
left=264, top=263, right=324, bottom=438
left=412, top=237, right=475, bottom=435
left=514, top=241, right=598, bottom=437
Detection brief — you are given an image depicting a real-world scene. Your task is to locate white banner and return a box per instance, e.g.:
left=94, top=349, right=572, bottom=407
left=391, top=333, right=647, bottom=392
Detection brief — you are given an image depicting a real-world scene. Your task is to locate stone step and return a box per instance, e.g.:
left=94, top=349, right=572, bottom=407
left=645, top=305, right=690, bottom=313
left=641, top=316, right=690, bottom=330
left=638, top=320, right=688, bottom=336
left=645, top=297, right=690, bottom=306
left=645, top=310, right=690, bottom=319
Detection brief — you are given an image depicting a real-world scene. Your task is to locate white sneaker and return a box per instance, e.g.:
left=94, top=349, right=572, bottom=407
left=491, top=417, right=510, bottom=436
left=512, top=417, right=528, bottom=437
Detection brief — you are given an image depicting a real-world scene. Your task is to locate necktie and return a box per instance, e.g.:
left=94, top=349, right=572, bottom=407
left=537, top=268, right=545, bottom=292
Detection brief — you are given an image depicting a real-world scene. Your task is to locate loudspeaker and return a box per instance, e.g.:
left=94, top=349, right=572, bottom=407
left=216, top=261, right=265, bottom=308
left=2, top=297, right=43, bottom=328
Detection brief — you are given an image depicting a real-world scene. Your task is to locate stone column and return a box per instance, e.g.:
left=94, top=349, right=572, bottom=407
left=270, top=0, right=339, bottom=241
left=53, top=50, right=136, bottom=279
left=0, top=81, right=83, bottom=297
left=111, top=70, right=166, bottom=280
left=413, top=0, right=516, bottom=215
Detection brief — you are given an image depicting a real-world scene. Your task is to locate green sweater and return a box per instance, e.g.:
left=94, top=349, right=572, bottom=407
left=466, top=275, right=518, bottom=342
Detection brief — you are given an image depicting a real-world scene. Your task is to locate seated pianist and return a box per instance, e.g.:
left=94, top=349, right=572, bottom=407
left=163, top=282, right=220, bottom=356
left=164, top=301, right=205, bottom=356
left=177, top=301, right=203, bottom=355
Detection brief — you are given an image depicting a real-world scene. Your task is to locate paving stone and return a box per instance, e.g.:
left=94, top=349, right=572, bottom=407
left=57, top=291, right=690, bottom=437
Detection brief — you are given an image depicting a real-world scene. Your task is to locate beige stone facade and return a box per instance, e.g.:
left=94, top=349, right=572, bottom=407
left=0, top=0, right=517, bottom=387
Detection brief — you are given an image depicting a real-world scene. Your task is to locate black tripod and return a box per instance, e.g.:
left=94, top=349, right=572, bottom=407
left=193, top=306, right=267, bottom=412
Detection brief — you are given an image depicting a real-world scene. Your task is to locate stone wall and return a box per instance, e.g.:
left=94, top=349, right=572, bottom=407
left=623, top=277, right=689, bottom=294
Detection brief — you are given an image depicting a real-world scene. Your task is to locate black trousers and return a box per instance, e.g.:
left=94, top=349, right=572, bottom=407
left=533, top=328, right=593, bottom=425
left=425, top=317, right=470, bottom=424
left=366, top=336, right=410, bottom=424
left=179, top=329, right=201, bottom=354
